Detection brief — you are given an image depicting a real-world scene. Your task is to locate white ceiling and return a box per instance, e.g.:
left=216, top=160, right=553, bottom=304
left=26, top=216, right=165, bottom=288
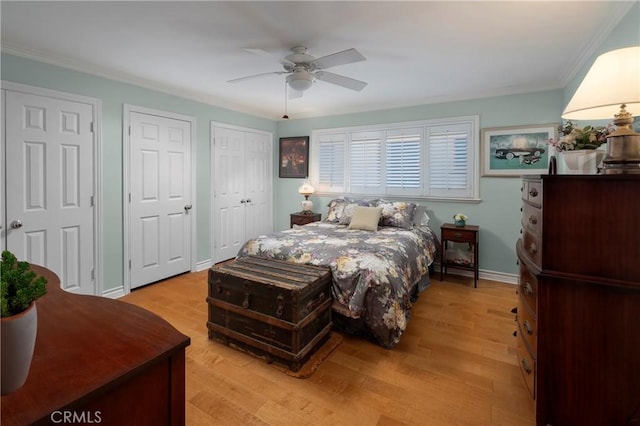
left=1, top=1, right=635, bottom=120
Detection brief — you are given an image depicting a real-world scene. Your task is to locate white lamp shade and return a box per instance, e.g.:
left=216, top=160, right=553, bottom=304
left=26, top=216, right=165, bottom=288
left=298, top=183, right=315, bottom=196
left=562, top=46, right=640, bottom=120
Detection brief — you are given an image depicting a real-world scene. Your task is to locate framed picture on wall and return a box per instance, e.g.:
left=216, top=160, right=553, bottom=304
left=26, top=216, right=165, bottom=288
left=481, top=124, right=557, bottom=177
left=279, top=136, right=309, bottom=178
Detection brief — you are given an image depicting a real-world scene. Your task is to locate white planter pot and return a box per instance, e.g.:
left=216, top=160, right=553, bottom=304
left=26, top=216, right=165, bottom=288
left=1, top=302, right=38, bottom=395
left=558, top=149, right=605, bottom=174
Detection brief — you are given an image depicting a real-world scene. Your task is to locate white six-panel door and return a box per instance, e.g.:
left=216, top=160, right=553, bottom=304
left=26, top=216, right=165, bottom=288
left=4, top=90, right=95, bottom=294
left=129, top=110, right=192, bottom=288
left=212, top=124, right=272, bottom=263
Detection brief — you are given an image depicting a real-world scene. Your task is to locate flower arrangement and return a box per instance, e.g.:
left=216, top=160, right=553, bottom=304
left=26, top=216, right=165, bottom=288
left=548, top=121, right=612, bottom=152
left=453, top=213, right=468, bottom=222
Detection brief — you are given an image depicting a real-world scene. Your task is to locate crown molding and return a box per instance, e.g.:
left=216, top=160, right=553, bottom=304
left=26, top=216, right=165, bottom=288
left=1, top=42, right=274, bottom=120
left=557, top=1, right=636, bottom=88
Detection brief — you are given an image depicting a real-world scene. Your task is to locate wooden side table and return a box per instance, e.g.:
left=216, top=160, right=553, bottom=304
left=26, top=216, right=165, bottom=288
left=290, top=212, right=321, bottom=227
left=440, top=223, right=480, bottom=287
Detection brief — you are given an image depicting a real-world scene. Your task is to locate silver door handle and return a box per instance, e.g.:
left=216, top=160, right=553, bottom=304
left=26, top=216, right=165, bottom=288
left=10, top=220, right=23, bottom=229
left=240, top=199, right=246, bottom=203
left=246, top=199, right=251, bottom=203
left=184, top=204, right=192, bottom=212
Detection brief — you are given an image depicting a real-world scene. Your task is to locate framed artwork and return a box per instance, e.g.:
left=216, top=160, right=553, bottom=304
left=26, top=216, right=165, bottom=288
left=279, top=136, right=309, bottom=178
left=481, top=124, right=556, bottom=177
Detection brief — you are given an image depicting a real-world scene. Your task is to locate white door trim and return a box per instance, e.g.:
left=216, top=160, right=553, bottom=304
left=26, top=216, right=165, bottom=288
left=210, top=121, right=273, bottom=265
left=1, top=80, right=103, bottom=295
left=123, top=104, right=197, bottom=294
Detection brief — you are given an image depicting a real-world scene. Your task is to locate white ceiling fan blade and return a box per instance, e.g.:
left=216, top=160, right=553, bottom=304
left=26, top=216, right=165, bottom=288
left=312, top=48, right=366, bottom=70
left=315, top=71, right=368, bottom=91
left=227, top=71, right=287, bottom=84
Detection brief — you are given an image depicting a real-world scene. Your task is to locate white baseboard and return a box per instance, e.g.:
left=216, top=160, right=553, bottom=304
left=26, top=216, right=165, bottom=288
left=196, top=259, right=213, bottom=271
left=102, top=286, right=126, bottom=299
left=433, top=262, right=518, bottom=285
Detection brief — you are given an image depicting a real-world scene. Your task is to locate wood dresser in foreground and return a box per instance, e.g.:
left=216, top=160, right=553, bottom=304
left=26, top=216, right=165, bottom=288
left=516, top=174, right=640, bottom=426
left=1, top=265, right=191, bottom=426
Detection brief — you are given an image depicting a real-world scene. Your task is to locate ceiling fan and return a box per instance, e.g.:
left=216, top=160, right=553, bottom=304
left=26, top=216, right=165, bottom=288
left=228, top=46, right=368, bottom=98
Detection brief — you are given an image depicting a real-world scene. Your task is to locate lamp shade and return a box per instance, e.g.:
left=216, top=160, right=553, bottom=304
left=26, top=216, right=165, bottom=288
left=562, top=46, right=640, bottom=120
left=298, top=183, right=315, bottom=196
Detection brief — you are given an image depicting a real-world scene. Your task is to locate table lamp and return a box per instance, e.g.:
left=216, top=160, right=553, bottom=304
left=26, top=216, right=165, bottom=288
left=298, top=183, right=315, bottom=214
left=562, top=46, right=640, bottom=174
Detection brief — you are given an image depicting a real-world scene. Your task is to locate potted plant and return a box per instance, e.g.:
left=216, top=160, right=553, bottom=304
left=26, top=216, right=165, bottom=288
left=1, top=250, right=47, bottom=395
left=453, top=213, right=468, bottom=227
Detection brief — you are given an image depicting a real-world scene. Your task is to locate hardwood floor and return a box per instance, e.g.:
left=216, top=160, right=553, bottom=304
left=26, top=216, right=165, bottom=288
left=121, top=271, right=535, bottom=426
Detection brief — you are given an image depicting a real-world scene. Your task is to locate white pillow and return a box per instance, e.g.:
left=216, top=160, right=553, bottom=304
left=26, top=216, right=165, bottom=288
left=348, top=206, right=383, bottom=231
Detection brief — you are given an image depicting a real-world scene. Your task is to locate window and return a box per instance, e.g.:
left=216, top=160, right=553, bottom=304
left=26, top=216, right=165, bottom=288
left=310, top=116, right=479, bottom=200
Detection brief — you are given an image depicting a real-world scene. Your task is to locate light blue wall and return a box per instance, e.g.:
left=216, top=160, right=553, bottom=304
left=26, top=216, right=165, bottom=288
left=1, top=53, right=276, bottom=292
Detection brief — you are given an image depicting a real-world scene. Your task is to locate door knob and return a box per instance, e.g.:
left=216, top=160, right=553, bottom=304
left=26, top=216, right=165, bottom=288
left=10, top=220, right=23, bottom=229
left=184, top=204, right=192, bottom=212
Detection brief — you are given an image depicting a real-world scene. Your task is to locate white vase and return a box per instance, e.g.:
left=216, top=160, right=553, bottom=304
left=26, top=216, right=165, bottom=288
left=558, top=149, right=605, bottom=174
left=1, top=302, right=38, bottom=395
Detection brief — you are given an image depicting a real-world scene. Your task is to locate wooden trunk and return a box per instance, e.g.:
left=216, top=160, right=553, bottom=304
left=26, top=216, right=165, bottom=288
left=207, top=256, right=332, bottom=371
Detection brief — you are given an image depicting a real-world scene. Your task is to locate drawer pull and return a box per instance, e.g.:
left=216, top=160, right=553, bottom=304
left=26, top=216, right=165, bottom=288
left=276, top=294, right=284, bottom=317
left=524, top=282, right=533, bottom=296
left=528, top=216, right=537, bottom=225
left=242, top=281, right=251, bottom=309
left=529, top=188, right=538, bottom=197
left=529, top=242, right=538, bottom=255
left=453, top=232, right=463, bottom=238
left=524, top=320, right=534, bottom=335
left=521, top=358, right=532, bottom=375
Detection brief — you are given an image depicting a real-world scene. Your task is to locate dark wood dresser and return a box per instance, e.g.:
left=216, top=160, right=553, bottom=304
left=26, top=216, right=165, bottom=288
left=516, top=174, right=640, bottom=426
left=1, top=265, right=191, bottom=426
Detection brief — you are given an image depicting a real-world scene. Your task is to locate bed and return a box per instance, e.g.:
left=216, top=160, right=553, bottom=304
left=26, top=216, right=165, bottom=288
left=237, top=198, right=440, bottom=348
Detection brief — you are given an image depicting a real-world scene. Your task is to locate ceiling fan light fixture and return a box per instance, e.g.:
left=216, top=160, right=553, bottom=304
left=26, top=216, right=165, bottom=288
left=287, top=71, right=313, bottom=92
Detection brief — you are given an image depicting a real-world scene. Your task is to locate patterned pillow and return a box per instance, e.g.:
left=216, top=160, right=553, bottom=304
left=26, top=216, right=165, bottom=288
left=338, top=199, right=374, bottom=225
left=376, top=201, right=417, bottom=229
left=325, top=198, right=350, bottom=222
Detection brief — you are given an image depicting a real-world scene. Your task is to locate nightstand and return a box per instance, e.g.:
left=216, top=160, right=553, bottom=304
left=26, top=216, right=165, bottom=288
left=440, top=223, right=479, bottom=287
left=290, top=212, right=321, bottom=228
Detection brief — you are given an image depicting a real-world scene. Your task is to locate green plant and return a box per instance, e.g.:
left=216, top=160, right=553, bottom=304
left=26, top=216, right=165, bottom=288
left=1, top=251, right=47, bottom=318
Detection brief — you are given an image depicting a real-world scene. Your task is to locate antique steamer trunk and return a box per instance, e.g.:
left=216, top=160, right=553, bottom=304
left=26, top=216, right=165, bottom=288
left=207, top=256, right=332, bottom=371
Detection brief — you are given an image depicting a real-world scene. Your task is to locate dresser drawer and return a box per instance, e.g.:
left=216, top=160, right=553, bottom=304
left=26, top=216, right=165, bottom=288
left=517, top=297, right=537, bottom=355
left=522, top=229, right=542, bottom=267
left=516, top=336, right=536, bottom=400
left=441, top=227, right=477, bottom=244
left=521, top=202, right=542, bottom=237
left=525, top=180, right=543, bottom=207
left=518, top=263, right=538, bottom=315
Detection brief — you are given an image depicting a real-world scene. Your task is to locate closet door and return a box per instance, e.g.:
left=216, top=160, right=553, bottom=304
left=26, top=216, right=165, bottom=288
left=4, top=89, right=96, bottom=295
left=213, top=127, right=247, bottom=263
left=212, top=125, right=272, bottom=263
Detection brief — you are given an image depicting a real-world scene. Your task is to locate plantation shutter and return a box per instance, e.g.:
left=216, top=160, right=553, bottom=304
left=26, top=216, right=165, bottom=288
left=385, top=128, right=422, bottom=195
left=349, top=131, right=382, bottom=194
left=317, top=133, right=346, bottom=192
left=427, top=123, right=473, bottom=198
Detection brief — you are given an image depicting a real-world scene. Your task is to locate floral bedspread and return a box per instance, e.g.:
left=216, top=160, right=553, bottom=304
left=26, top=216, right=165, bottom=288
left=238, top=221, right=440, bottom=348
